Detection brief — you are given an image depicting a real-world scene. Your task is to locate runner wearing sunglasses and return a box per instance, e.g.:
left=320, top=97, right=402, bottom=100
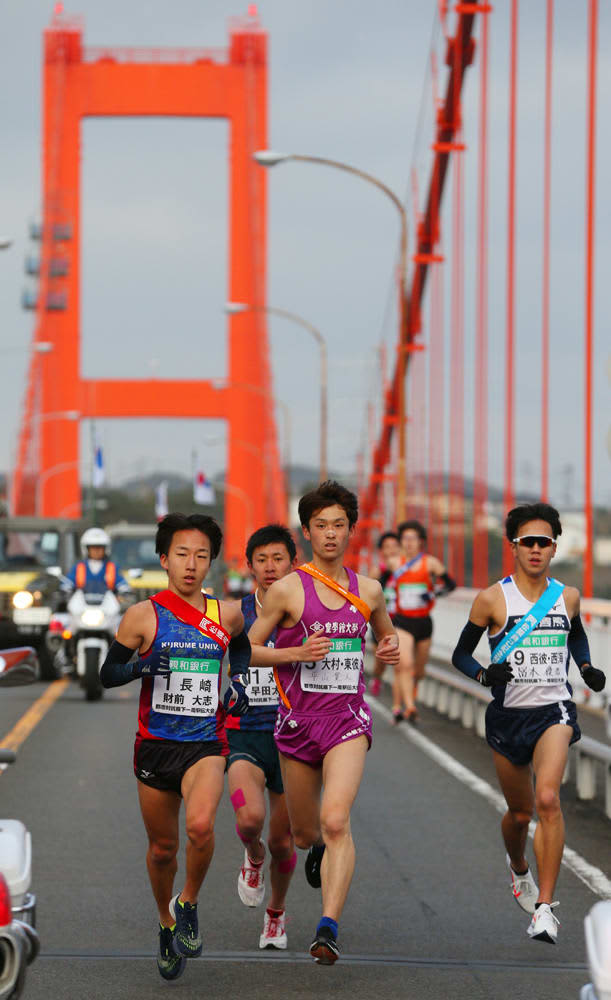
left=451, top=502, right=605, bottom=945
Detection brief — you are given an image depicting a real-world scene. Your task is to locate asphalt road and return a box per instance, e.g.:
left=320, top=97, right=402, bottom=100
left=1, top=674, right=608, bottom=1000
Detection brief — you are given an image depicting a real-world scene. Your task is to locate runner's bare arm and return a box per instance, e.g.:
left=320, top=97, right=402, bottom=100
left=248, top=576, right=331, bottom=666
left=427, top=554, right=457, bottom=594
left=220, top=601, right=245, bottom=636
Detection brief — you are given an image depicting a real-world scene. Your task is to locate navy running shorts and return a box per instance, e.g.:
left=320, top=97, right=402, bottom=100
left=134, top=735, right=228, bottom=796
left=227, top=729, right=284, bottom=795
left=485, top=699, right=581, bottom=767
left=393, top=614, right=433, bottom=642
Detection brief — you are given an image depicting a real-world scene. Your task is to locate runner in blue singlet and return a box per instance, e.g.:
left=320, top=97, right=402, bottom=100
left=227, top=524, right=298, bottom=949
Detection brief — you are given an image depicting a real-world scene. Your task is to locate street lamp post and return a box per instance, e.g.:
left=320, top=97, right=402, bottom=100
left=226, top=301, right=327, bottom=482
left=253, top=150, right=409, bottom=518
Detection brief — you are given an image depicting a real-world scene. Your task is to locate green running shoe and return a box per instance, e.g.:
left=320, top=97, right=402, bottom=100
left=170, top=894, right=203, bottom=958
left=157, top=924, right=186, bottom=981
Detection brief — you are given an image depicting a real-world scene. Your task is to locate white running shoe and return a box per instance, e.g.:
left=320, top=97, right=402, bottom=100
left=527, top=902, right=560, bottom=944
left=259, top=909, right=287, bottom=950
left=237, top=847, right=265, bottom=907
left=506, top=854, right=539, bottom=914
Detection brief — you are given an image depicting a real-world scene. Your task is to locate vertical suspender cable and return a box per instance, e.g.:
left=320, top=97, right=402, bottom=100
left=584, top=0, right=598, bottom=599
left=541, top=0, right=553, bottom=502
left=473, top=7, right=489, bottom=588
left=503, top=0, right=519, bottom=576
left=450, top=139, right=465, bottom=583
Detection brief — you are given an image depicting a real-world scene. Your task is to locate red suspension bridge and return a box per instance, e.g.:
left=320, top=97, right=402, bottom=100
left=10, top=1, right=608, bottom=590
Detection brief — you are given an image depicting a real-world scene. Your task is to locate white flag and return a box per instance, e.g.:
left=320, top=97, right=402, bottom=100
left=194, top=471, right=215, bottom=505
left=155, top=481, right=168, bottom=520
left=92, top=443, right=105, bottom=488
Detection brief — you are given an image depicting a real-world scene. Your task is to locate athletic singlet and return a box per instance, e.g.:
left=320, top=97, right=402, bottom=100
left=225, top=593, right=279, bottom=733
left=379, top=569, right=397, bottom=615
left=393, top=556, right=434, bottom=617
left=488, top=576, right=572, bottom=710
left=274, top=567, right=368, bottom=716
left=137, top=594, right=228, bottom=743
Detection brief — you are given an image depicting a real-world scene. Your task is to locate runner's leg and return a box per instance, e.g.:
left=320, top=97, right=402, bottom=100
left=137, top=782, right=181, bottom=926
left=393, top=628, right=416, bottom=715
left=180, top=755, right=226, bottom=903
left=532, top=724, right=572, bottom=903
left=413, top=637, right=431, bottom=701
left=228, top=759, right=266, bottom=863
left=278, top=752, right=322, bottom=849
left=267, top=790, right=295, bottom=911
left=492, top=750, right=534, bottom=875
left=319, top=735, right=368, bottom=921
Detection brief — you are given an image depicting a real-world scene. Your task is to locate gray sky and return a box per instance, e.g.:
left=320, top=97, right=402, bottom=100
left=1, top=1, right=609, bottom=506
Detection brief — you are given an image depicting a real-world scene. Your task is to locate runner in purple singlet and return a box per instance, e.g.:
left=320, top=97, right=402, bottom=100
left=249, top=481, right=399, bottom=965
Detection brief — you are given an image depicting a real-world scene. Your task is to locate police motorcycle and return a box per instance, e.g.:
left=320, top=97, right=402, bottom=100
left=46, top=528, right=128, bottom=702
left=0, top=647, right=40, bottom=1000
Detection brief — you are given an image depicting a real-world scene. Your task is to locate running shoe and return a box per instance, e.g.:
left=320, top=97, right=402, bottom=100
left=369, top=677, right=381, bottom=697
left=259, top=909, right=287, bottom=950
left=305, top=843, right=325, bottom=888
left=310, top=925, right=340, bottom=965
left=238, top=847, right=266, bottom=907
left=169, top=894, right=203, bottom=958
left=506, top=854, right=539, bottom=914
left=405, top=708, right=419, bottom=725
left=157, top=924, right=186, bottom=981
left=527, top=902, right=560, bottom=944
left=391, top=709, right=404, bottom=725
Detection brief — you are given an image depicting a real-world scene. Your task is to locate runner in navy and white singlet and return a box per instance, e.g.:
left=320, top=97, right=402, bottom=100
left=226, top=524, right=298, bottom=950
left=452, top=502, right=606, bottom=945
left=99, top=513, right=251, bottom=982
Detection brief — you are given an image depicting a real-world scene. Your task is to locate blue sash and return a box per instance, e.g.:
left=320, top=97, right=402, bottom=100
left=392, top=555, right=422, bottom=580
left=491, top=578, right=565, bottom=664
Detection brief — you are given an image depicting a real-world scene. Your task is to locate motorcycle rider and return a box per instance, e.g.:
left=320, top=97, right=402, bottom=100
left=61, top=527, right=131, bottom=596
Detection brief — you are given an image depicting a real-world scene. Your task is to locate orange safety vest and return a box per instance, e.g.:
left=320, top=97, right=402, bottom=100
left=75, top=561, right=117, bottom=591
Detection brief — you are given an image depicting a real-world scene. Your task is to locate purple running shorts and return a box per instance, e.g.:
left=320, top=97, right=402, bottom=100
left=274, top=700, right=372, bottom=766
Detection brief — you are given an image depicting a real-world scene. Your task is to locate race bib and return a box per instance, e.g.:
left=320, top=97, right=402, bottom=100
left=152, top=658, right=220, bottom=717
left=398, top=581, right=428, bottom=611
left=300, top=637, right=363, bottom=694
left=383, top=584, right=397, bottom=614
left=247, top=665, right=279, bottom=707
left=509, top=632, right=568, bottom=685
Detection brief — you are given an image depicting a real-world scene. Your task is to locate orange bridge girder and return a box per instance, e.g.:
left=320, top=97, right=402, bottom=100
left=12, top=11, right=284, bottom=561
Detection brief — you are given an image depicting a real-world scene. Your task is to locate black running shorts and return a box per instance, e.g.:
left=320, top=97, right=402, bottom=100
left=393, top=614, right=433, bottom=642
left=227, top=729, right=284, bottom=795
left=485, top=699, right=580, bottom=767
left=134, top=735, right=228, bottom=796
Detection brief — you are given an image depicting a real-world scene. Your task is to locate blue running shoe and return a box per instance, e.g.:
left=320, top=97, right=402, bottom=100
left=157, top=924, right=186, bottom=981
left=169, top=894, right=203, bottom=958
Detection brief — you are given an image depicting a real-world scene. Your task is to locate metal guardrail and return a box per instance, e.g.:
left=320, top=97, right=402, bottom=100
left=419, top=664, right=611, bottom=821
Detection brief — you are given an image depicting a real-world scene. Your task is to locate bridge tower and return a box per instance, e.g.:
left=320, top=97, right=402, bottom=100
left=12, top=6, right=284, bottom=560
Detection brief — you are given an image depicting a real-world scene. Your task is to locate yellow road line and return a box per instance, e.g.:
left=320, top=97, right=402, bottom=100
left=0, top=677, right=70, bottom=756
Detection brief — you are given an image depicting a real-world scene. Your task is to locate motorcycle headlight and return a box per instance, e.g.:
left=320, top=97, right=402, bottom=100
left=80, top=608, right=105, bottom=627
left=12, top=591, right=34, bottom=610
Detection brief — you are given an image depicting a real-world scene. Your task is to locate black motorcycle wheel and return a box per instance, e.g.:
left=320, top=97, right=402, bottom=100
left=84, top=647, right=103, bottom=702
left=36, top=642, right=57, bottom=681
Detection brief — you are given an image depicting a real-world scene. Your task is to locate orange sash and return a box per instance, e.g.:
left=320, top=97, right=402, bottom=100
left=298, top=562, right=371, bottom=622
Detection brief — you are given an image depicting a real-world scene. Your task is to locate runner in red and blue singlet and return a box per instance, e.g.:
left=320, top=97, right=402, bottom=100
left=100, top=513, right=250, bottom=983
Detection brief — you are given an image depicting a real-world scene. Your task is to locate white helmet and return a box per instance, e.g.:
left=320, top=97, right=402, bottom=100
left=80, top=527, right=111, bottom=558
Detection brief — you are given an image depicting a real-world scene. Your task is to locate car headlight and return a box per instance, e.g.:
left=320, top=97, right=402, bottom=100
left=80, top=609, right=105, bottom=627
left=13, top=591, right=34, bottom=610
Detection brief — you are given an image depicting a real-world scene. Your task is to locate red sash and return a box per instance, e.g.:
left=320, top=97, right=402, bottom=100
left=151, top=589, right=230, bottom=652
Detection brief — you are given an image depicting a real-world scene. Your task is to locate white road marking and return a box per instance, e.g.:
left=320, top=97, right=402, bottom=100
left=366, top=695, right=611, bottom=899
